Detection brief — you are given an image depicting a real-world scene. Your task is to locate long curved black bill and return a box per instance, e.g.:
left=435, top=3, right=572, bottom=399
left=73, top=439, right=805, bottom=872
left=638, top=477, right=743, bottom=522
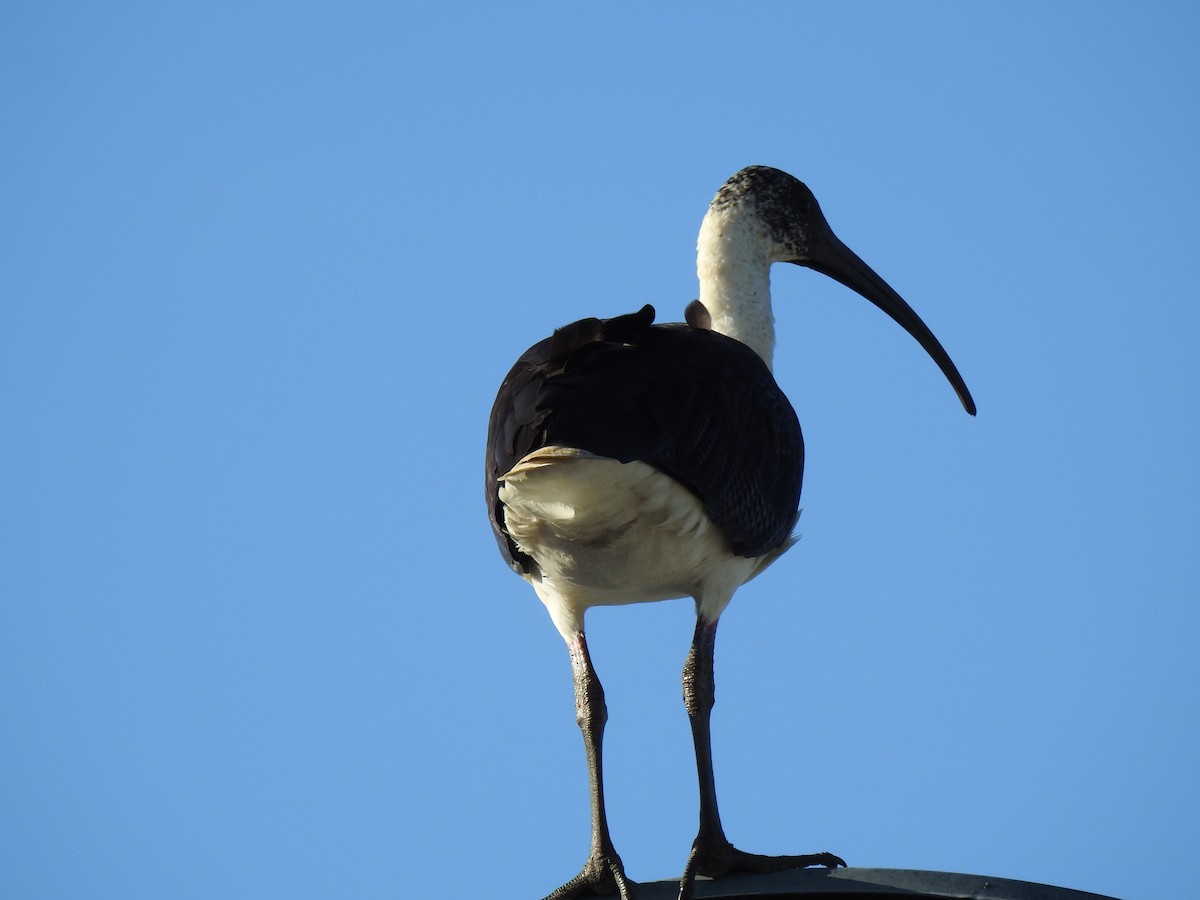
left=801, top=231, right=976, bottom=416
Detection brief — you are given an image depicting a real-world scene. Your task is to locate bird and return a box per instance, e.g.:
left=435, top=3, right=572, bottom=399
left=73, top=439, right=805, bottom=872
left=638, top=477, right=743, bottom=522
left=485, top=166, right=975, bottom=900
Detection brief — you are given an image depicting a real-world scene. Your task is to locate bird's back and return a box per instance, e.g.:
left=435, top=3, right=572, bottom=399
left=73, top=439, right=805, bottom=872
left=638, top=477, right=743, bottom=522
left=486, top=305, right=804, bottom=575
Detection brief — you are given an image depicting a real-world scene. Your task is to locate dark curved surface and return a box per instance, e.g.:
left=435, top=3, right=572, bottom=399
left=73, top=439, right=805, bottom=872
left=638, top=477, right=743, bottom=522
left=628, top=868, right=1121, bottom=899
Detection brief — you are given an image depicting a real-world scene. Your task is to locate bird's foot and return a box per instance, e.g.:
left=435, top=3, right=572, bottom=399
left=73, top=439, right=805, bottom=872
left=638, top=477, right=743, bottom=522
left=542, top=849, right=636, bottom=899
left=677, top=835, right=844, bottom=900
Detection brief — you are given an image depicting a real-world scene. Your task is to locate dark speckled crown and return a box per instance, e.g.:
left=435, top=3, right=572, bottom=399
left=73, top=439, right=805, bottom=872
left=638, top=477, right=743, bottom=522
left=707, top=166, right=827, bottom=255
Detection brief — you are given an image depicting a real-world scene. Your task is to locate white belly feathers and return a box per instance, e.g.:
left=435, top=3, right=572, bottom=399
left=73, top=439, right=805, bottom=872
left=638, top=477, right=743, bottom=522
left=497, top=446, right=796, bottom=637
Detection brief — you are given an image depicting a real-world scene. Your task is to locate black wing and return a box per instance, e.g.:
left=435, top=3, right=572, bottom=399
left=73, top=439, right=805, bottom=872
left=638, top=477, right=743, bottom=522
left=485, top=305, right=804, bottom=574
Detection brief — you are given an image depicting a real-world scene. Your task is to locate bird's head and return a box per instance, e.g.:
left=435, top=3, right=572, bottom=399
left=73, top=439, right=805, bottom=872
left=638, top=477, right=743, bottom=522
left=703, top=165, right=830, bottom=264
left=702, top=166, right=976, bottom=416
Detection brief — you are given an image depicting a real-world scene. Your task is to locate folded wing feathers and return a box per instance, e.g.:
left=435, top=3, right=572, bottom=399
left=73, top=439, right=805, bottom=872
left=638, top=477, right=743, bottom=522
left=486, top=306, right=803, bottom=572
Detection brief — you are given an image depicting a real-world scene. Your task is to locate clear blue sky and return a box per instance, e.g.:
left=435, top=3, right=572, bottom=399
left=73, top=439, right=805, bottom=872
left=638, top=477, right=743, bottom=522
left=3, top=4, right=1196, bottom=899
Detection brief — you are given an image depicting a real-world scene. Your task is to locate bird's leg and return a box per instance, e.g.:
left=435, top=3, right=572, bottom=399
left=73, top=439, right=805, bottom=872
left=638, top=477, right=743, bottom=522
left=543, top=632, right=635, bottom=900
left=678, top=616, right=844, bottom=900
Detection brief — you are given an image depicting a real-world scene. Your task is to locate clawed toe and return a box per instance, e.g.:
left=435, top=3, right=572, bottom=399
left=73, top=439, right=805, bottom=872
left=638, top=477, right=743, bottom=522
left=678, top=837, right=844, bottom=900
left=809, top=851, right=847, bottom=869
left=543, top=851, right=635, bottom=900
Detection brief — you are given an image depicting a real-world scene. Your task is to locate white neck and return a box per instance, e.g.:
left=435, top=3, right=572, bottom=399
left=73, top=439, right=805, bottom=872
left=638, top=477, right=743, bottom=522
left=696, top=211, right=777, bottom=370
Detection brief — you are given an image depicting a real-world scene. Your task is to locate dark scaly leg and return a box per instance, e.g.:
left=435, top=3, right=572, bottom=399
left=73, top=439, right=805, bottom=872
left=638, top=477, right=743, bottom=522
left=678, top=616, right=844, bottom=900
left=543, top=632, right=635, bottom=900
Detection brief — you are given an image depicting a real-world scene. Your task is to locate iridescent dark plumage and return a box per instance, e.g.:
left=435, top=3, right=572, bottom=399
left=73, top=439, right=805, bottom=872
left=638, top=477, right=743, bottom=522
left=486, top=303, right=803, bottom=573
